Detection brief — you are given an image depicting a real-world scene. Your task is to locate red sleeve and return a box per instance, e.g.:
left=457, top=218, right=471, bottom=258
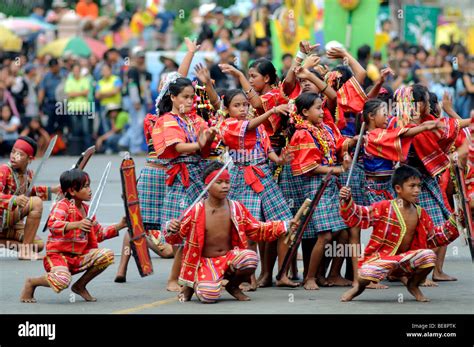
left=241, top=202, right=287, bottom=242
left=339, top=198, right=385, bottom=229
left=0, top=165, right=15, bottom=210
left=365, top=127, right=413, bottom=162
left=48, top=199, right=71, bottom=237
left=259, top=88, right=288, bottom=136
left=288, top=130, right=323, bottom=176
left=422, top=209, right=459, bottom=248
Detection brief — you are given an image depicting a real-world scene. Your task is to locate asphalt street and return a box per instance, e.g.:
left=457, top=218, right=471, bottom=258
left=0, top=155, right=473, bottom=314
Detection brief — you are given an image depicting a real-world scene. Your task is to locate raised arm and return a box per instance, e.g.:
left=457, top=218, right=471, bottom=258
left=294, top=66, right=336, bottom=101
left=282, top=41, right=319, bottom=96
left=248, top=104, right=289, bottom=131
left=194, top=63, right=220, bottom=110
left=178, top=38, right=201, bottom=78
left=218, top=63, right=264, bottom=109
left=327, top=47, right=367, bottom=85
left=367, top=68, right=394, bottom=99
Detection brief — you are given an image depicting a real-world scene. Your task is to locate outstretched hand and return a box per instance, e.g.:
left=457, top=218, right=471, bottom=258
left=327, top=47, right=347, bottom=60
left=218, top=64, right=242, bottom=78
left=379, top=67, right=394, bottom=83
left=194, top=63, right=211, bottom=83
left=299, top=41, right=320, bottom=55
left=184, top=37, right=200, bottom=53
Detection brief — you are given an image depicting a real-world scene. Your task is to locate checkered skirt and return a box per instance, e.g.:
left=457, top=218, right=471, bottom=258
left=364, top=177, right=395, bottom=205
left=277, top=164, right=306, bottom=215
left=292, top=173, right=348, bottom=238
left=137, top=166, right=167, bottom=228
left=228, top=162, right=292, bottom=222
left=160, top=156, right=205, bottom=227
left=418, top=174, right=451, bottom=225
left=340, top=163, right=367, bottom=205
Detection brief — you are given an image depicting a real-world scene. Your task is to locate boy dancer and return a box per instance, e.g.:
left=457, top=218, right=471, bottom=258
left=339, top=165, right=461, bottom=302
left=20, top=169, right=127, bottom=303
left=166, top=161, right=297, bottom=303
left=0, top=136, right=60, bottom=259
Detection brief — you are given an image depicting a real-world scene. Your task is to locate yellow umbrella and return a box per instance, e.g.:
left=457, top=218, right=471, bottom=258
left=0, top=26, right=23, bottom=52
left=38, top=38, right=70, bottom=57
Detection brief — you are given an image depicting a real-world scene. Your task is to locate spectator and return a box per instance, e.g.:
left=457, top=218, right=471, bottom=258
left=280, top=53, right=293, bottom=79
left=210, top=43, right=238, bottom=90
left=119, top=47, right=151, bottom=154
left=9, top=61, right=29, bottom=125
left=20, top=117, right=50, bottom=157
left=65, top=63, right=92, bottom=141
left=251, top=38, right=272, bottom=61
left=22, top=64, right=40, bottom=126
left=0, top=104, right=21, bottom=156
left=95, top=64, right=122, bottom=133
left=158, top=54, right=179, bottom=84
left=95, top=104, right=128, bottom=154
left=76, top=0, right=99, bottom=19
left=93, top=48, right=124, bottom=80
left=38, top=58, right=67, bottom=135
left=357, top=44, right=379, bottom=89
left=0, top=80, right=20, bottom=119
left=392, top=58, right=413, bottom=90
left=462, top=55, right=474, bottom=118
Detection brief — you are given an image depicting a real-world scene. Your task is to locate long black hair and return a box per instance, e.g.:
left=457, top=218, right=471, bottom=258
left=157, top=77, right=194, bottom=115
left=248, top=58, right=278, bottom=86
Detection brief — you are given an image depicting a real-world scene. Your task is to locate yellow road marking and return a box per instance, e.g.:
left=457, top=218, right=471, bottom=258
left=113, top=297, right=178, bottom=314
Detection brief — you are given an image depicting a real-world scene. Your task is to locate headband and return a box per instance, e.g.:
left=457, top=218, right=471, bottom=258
left=204, top=169, right=230, bottom=185
left=13, top=139, right=35, bottom=158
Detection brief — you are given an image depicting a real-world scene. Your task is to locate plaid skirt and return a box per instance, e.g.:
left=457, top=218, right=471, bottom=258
left=418, top=174, right=451, bottom=225
left=228, top=163, right=292, bottom=222
left=160, top=156, right=205, bottom=227
left=364, top=177, right=395, bottom=205
left=292, top=173, right=348, bottom=238
left=137, top=166, right=167, bottom=228
left=340, top=163, right=367, bottom=205
left=277, top=164, right=305, bottom=215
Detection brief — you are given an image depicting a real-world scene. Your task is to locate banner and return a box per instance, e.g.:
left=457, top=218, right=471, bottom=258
left=403, top=5, right=441, bottom=51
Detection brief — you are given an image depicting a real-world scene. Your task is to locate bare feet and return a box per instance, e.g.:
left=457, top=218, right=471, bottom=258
left=276, top=276, right=299, bottom=288
left=400, top=276, right=409, bottom=286
left=114, top=275, right=126, bottom=283
left=420, top=278, right=439, bottom=287
left=366, top=281, right=389, bottom=289
left=341, top=284, right=365, bottom=302
left=303, top=278, right=319, bottom=290
left=327, top=275, right=352, bottom=287
left=71, top=283, right=97, bottom=302
left=178, top=286, right=194, bottom=302
left=316, top=276, right=333, bottom=287
left=257, top=274, right=273, bottom=288
left=407, top=278, right=430, bottom=302
left=166, top=280, right=182, bottom=292
left=20, top=278, right=37, bottom=303
left=226, top=285, right=251, bottom=301
left=433, top=272, right=457, bottom=281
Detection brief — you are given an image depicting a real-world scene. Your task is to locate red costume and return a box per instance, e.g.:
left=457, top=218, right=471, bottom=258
left=0, top=163, right=51, bottom=241
left=44, top=198, right=119, bottom=293
left=340, top=197, right=459, bottom=282
left=165, top=199, right=288, bottom=292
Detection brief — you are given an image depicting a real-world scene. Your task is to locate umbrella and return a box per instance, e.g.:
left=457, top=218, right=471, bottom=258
left=0, top=17, right=55, bottom=36
left=38, top=37, right=107, bottom=58
left=0, top=26, right=23, bottom=52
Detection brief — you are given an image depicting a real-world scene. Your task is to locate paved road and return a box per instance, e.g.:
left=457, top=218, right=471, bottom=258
left=0, top=155, right=473, bottom=314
